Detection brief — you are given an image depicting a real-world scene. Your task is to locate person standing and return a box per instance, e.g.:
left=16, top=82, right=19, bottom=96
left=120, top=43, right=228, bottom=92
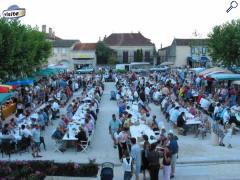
left=167, top=132, right=179, bottom=179
left=31, top=124, right=42, bottom=158
left=163, top=147, right=172, bottom=180
left=130, top=138, right=141, bottom=180
left=109, top=114, right=122, bottom=148
left=142, top=135, right=150, bottom=180
left=122, top=151, right=133, bottom=180
left=146, top=143, right=161, bottom=180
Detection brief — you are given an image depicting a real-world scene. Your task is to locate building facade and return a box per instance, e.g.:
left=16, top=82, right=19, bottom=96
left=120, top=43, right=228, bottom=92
left=159, top=38, right=211, bottom=67
left=103, top=33, right=156, bottom=64
left=71, top=43, right=97, bottom=69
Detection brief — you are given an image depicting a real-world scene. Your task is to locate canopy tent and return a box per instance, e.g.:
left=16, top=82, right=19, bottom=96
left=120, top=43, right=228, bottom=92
left=34, top=68, right=64, bottom=77
left=199, top=67, right=232, bottom=77
left=160, top=61, right=174, bottom=66
left=187, top=56, right=210, bottom=62
left=208, top=73, right=240, bottom=81
left=204, top=71, right=233, bottom=78
left=6, top=79, right=34, bottom=86
left=232, top=80, right=240, bottom=85
left=0, top=93, right=14, bottom=105
left=0, top=86, right=10, bottom=93
left=189, top=68, right=206, bottom=74
left=0, top=84, right=14, bottom=90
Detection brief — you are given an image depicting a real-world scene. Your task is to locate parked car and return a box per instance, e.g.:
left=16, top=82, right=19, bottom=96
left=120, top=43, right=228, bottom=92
left=76, top=67, right=94, bottom=74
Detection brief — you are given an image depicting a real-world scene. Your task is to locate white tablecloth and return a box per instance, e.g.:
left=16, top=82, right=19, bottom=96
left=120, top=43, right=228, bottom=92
left=130, top=124, right=157, bottom=144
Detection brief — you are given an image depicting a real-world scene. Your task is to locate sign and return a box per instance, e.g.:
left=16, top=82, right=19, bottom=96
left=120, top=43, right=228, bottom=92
left=2, top=5, right=26, bottom=19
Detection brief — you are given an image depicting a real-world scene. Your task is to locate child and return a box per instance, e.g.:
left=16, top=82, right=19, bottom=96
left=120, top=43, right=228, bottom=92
left=224, top=123, right=233, bottom=148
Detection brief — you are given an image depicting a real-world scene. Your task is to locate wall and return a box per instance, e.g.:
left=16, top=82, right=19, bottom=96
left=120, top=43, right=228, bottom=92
left=71, top=50, right=97, bottom=67
left=108, top=45, right=155, bottom=63
left=47, top=47, right=73, bottom=69
left=175, top=46, right=191, bottom=67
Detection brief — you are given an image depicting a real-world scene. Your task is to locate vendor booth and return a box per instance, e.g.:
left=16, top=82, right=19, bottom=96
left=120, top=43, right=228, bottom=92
left=0, top=93, right=15, bottom=120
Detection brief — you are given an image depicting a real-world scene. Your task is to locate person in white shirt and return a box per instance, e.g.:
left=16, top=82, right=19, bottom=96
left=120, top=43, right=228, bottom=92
left=20, top=124, right=32, bottom=138
left=170, top=107, right=180, bottom=124
left=122, top=151, right=133, bottom=180
left=133, top=90, right=139, bottom=101
left=223, top=108, right=231, bottom=124
left=213, top=103, right=222, bottom=120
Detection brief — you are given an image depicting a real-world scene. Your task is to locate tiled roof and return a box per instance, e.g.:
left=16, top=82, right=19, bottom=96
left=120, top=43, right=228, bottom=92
left=174, top=38, right=208, bottom=46
left=45, top=33, right=62, bottom=40
left=73, top=43, right=96, bottom=51
left=53, top=39, right=79, bottom=48
left=104, top=32, right=154, bottom=46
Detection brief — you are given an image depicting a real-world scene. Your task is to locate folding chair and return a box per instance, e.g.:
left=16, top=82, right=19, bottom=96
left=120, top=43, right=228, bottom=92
left=80, top=139, right=89, bottom=153
left=52, top=138, right=64, bottom=153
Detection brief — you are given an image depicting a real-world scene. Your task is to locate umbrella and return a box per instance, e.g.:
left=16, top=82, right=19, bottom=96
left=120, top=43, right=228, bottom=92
left=0, top=84, right=14, bottom=90
left=0, top=86, right=10, bottom=93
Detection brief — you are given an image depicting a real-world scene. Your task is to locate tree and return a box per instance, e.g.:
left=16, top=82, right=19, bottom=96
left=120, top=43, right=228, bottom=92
left=107, top=52, right=117, bottom=65
left=208, top=19, right=240, bottom=66
left=96, top=41, right=116, bottom=65
left=0, top=18, right=52, bottom=81
left=135, top=49, right=143, bottom=62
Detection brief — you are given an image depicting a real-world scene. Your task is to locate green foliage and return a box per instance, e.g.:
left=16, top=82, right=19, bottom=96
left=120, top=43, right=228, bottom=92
left=108, top=52, right=117, bottom=65
left=135, top=49, right=143, bottom=62
left=208, top=19, right=240, bottom=66
left=96, top=41, right=116, bottom=65
left=116, top=69, right=127, bottom=74
left=0, top=18, right=52, bottom=81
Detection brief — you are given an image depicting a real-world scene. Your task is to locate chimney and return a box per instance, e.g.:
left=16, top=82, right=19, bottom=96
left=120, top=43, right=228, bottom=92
left=49, top=27, right=52, bottom=37
left=42, top=25, right=46, bottom=33
left=52, top=31, right=55, bottom=39
left=104, top=35, right=107, bottom=41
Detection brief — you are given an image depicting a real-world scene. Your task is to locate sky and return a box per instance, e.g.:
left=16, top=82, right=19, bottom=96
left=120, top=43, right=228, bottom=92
left=0, top=0, right=239, bottom=48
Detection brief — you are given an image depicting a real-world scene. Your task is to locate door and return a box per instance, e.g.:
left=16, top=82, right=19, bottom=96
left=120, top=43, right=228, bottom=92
left=123, top=51, right=128, bottom=63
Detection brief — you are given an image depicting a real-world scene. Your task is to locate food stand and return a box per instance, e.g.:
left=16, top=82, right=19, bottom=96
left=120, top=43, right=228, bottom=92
left=0, top=93, right=15, bottom=120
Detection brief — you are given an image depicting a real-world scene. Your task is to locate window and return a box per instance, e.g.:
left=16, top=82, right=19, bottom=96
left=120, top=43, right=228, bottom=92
left=202, top=47, right=207, bottom=55
left=62, top=48, right=66, bottom=55
left=191, top=48, right=195, bottom=54
left=123, top=51, right=128, bottom=63
left=134, top=51, right=137, bottom=61
left=145, top=51, right=150, bottom=61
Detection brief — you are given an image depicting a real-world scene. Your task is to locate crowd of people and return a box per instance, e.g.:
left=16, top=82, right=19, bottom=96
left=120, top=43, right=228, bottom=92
left=109, top=73, right=179, bottom=180
left=109, top=66, right=239, bottom=179
left=0, top=71, right=104, bottom=157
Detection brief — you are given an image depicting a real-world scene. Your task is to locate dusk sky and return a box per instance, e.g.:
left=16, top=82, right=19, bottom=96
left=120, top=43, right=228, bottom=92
left=0, top=0, right=239, bottom=48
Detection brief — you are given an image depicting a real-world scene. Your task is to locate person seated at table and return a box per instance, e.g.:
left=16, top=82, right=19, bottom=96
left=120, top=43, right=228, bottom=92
left=145, top=113, right=152, bottom=127
left=85, top=117, right=94, bottom=136
left=2, top=123, right=11, bottom=135
left=123, top=114, right=132, bottom=128
left=75, top=126, right=88, bottom=151
left=151, top=115, right=160, bottom=131
left=177, top=112, right=188, bottom=136
left=20, top=124, right=32, bottom=139
left=87, top=108, right=97, bottom=121
left=58, top=115, right=67, bottom=129
left=188, top=103, right=197, bottom=116
left=169, top=107, right=180, bottom=124
left=9, top=118, right=16, bottom=129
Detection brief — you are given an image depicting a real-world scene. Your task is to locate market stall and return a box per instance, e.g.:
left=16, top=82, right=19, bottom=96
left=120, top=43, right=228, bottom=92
left=0, top=93, right=15, bottom=120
